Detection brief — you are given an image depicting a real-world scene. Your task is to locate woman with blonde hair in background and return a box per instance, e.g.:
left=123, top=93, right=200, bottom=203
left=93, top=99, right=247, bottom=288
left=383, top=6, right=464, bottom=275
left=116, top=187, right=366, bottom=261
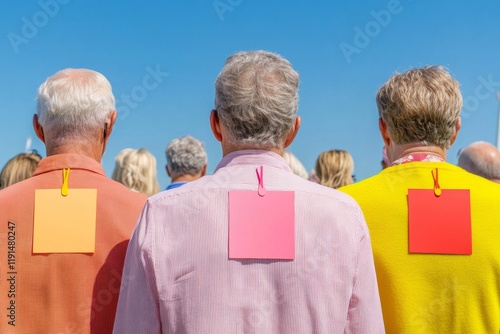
left=0, top=151, right=42, bottom=189
left=315, top=149, right=354, bottom=189
left=283, top=151, right=309, bottom=179
left=112, top=148, right=160, bottom=197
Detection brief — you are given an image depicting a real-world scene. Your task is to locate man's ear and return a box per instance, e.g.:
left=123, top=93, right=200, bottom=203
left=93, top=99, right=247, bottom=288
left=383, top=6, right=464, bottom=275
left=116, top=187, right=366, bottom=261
left=200, top=163, right=207, bottom=177
left=449, top=117, right=461, bottom=147
left=379, top=118, right=391, bottom=147
left=284, top=116, right=301, bottom=148
left=104, top=110, right=117, bottom=142
left=210, top=109, right=223, bottom=142
left=33, top=114, right=45, bottom=143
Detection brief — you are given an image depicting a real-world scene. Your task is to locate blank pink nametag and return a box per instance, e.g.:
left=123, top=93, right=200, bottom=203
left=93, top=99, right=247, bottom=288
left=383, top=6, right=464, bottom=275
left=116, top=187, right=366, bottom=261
left=228, top=190, right=294, bottom=259
left=408, top=189, right=471, bottom=255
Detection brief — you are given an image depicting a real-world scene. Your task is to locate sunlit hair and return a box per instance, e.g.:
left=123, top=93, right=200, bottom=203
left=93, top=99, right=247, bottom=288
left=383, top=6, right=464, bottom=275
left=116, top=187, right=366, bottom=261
left=283, top=151, right=308, bottom=179
left=458, top=141, right=500, bottom=180
left=215, top=50, right=299, bottom=149
left=166, top=135, right=207, bottom=176
left=112, top=148, right=160, bottom=197
left=36, top=68, right=115, bottom=146
left=376, top=66, right=462, bottom=149
left=0, top=151, right=42, bottom=189
left=315, top=150, right=354, bottom=189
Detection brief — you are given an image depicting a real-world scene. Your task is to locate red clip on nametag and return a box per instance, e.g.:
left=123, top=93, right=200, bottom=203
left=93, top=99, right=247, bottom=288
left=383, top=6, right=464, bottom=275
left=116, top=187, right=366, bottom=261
left=408, top=168, right=472, bottom=255
left=228, top=166, right=295, bottom=259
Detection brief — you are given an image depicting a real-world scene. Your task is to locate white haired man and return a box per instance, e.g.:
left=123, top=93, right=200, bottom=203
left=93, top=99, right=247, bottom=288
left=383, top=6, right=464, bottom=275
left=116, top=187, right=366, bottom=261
left=458, top=141, right=500, bottom=183
left=0, top=69, right=147, bottom=333
left=341, top=66, right=500, bottom=333
left=114, top=51, right=384, bottom=333
left=165, top=135, right=208, bottom=190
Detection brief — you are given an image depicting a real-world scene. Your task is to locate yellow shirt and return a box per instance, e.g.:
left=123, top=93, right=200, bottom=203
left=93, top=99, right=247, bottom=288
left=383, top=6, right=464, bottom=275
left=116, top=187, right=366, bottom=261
left=340, top=162, right=500, bottom=334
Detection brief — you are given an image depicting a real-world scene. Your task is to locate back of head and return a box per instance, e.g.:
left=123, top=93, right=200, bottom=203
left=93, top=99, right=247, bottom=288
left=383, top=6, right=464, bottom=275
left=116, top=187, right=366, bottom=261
left=458, top=141, right=500, bottom=181
left=215, top=50, right=299, bottom=149
left=376, top=66, right=462, bottom=149
left=112, top=148, right=160, bottom=196
left=166, top=135, right=207, bottom=177
left=315, top=150, right=354, bottom=189
left=0, top=151, right=42, bottom=189
left=36, top=68, right=115, bottom=147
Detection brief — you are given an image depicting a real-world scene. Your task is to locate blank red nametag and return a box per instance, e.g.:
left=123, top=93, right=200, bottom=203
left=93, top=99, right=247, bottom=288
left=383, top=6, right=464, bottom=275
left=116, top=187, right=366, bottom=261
left=228, top=190, right=294, bottom=259
left=408, top=189, right=471, bottom=255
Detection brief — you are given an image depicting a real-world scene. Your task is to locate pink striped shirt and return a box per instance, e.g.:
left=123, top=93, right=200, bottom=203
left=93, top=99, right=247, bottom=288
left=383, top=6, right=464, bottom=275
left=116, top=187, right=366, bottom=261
left=113, top=150, right=384, bottom=333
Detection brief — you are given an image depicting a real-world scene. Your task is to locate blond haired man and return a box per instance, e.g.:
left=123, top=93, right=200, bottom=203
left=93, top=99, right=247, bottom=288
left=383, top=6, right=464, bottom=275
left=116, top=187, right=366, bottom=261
left=341, top=66, right=500, bottom=333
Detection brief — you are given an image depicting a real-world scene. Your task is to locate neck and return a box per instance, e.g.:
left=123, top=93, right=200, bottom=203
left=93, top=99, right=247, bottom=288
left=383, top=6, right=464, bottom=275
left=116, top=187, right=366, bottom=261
left=221, top=143, right=284, bottom=157
left=171, top=174, right=201, bottom=183
left=45, top=142, right=104, bottom=163
left=389, top=143, right=447, bottom=163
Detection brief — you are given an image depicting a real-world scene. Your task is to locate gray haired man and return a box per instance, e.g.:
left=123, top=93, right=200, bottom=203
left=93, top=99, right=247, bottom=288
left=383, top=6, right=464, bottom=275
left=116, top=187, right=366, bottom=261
left=114, top=51, right=383, bottom=333
left=165, top=135, right=207, bottom=190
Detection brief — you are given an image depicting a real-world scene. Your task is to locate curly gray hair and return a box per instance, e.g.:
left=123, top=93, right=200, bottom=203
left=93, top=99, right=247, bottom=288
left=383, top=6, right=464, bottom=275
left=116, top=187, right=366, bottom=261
left=215, top=50, right=299, bottom=148
left=166, top=136, right=207, bottom=176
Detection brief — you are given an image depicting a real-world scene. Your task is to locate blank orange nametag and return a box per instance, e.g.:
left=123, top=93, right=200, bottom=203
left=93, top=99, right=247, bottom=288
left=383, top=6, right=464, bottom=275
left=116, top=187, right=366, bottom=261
left=33, top=189, right=97, bottom=253
left=228, top=190, right=295, bottom=259
left=408, top=189, right=471, bottom=255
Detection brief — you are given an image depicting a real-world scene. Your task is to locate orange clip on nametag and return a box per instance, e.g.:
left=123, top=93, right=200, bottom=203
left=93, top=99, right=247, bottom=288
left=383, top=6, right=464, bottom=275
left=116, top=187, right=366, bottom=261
left=33, top=168, right=97, bottom=253
left=228, top=166, right=295, bottom=260
left=408, top=168, right=472, bottom=255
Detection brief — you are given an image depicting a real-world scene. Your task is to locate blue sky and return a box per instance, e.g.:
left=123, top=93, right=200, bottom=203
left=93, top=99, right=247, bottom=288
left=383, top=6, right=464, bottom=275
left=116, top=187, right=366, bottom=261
left=1, top=0, right=500, bottom=188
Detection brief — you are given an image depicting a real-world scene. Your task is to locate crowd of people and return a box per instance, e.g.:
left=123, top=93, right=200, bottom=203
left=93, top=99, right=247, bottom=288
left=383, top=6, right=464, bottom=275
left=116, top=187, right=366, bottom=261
left=1, top=50, right=500, bottom=333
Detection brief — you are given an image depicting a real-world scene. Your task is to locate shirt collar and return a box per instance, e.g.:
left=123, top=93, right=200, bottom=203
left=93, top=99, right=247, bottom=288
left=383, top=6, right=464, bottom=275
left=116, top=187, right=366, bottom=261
left=214, top=150, right=292, bottom=173
left=391, top=153, right=445, bottom=166
left=166, top=181, right=188, bottom=190
left=33, top=154, right=106, bottom=177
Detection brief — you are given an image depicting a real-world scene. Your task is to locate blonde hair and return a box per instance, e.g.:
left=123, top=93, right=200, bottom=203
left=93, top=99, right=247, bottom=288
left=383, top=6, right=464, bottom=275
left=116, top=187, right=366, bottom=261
left=112, top=148, right=160, bottom=197
left=0, top=152, right=42, bottom=189
left=315, top=150, right=354, bottom=189
left=376, top=66, right=462, bottom=149
left=283, top=151, right=308, bottom=179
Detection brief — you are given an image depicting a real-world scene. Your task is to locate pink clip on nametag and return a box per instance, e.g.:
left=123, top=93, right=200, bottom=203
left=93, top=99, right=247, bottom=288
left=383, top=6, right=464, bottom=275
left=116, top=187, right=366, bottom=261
left=408, top=168, right=472, bottom=255
left=228, top=166, right=295, bottom=259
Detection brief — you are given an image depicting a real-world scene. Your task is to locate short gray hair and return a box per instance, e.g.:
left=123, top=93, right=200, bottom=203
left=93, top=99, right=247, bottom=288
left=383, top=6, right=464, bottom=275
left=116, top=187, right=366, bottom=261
left=376, top=66, right=462, bottom=149
left=215, top=50, right=299, bottom=149
left=166, top=136, right=207, bottom=176
left=36, top=68, right=115, bottom=145
left=458, top=141, right=500, bottom=180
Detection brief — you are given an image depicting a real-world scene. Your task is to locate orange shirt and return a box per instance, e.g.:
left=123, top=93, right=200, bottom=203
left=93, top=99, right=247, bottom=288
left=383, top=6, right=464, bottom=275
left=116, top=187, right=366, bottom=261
left=0, top=154, right=147, bottom=334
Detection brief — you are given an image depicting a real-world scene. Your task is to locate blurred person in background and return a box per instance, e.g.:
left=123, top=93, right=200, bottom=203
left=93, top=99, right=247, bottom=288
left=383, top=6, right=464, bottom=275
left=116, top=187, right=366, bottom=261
left=114, top=50, right=383, bottom=333
left=0, top=150, right=42, bottom=189
left=341, top=66, right=500, bottom=333
left=112, top=147, right=160, bottom=196
left=315, top=149, right=355, bottom=189
left=165, top=135, right=207, bottom=190
left=283, top=150, right=309, bottom=178
left=457, top=141, right=500, bottom=183
left=0, top=68, right=147, bottom=333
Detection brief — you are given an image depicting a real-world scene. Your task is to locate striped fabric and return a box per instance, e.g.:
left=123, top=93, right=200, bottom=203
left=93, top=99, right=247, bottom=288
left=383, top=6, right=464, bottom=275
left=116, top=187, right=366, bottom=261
left=114, top=150, right=384, bottom=334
